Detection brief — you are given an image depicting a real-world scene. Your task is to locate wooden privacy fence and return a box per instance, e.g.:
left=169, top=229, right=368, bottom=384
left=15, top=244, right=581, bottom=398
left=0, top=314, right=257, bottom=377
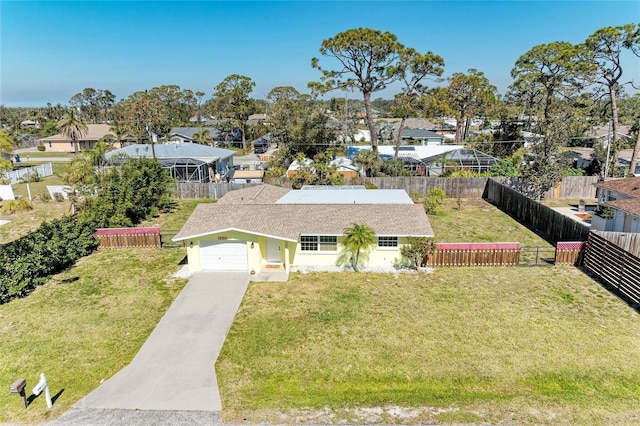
left=172, top=182, right=260, bottom=199
left=97, top=227, right=161, bottom=248
left=583, top=231, right=640, bottom=305
left=589, top=231, right=640, bottom=258
left=555, top=241, right=587, bottom=265
left=428, top=243, right=521, bottom=267
left=484, top=178, right=590, bottom=244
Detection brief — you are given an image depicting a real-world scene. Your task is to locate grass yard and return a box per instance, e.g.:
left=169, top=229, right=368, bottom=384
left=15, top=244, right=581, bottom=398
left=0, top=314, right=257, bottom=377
left=0, top=199, right=205, bottom=423
left=217, top=268, right=640, bottom=425
left=0, top=200, right=70, bottom=244
left=429, top=199, right=552, bottom=247
left=0, top=247, right=188, bottom=423
left=139, top=198, right=216, bottom=232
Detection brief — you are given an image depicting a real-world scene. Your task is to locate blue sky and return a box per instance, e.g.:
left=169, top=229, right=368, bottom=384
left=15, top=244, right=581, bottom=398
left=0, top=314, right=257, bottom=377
left=1, top=1, right=638, bottom=107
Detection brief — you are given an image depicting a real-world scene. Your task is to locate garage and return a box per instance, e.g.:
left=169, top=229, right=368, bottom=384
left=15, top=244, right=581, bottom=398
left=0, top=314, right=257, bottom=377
left=200, top=241, right=248, bottom=271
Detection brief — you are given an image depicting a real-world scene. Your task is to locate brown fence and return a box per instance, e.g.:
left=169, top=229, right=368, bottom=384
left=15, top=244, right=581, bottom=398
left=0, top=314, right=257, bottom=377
left=97, top=227, right=161, bottom=248
left=172, top=182, right=261, bottom=199
left=549, top=176, right=599, bottom=199
left=583, top=231, right=640, bottom=305
left=265, top=176, right=490, bottom=199
left=484, top=178, right=590, bottom=244
left=428, top=243, right=520, bottom=267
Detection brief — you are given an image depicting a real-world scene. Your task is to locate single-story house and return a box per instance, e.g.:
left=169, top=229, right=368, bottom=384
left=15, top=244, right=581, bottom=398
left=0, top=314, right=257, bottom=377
left=230, top=169, right=264, bottom=184
left=347, top=144, right=464, bottom=175
left=569, top=148, right=640, bottom=176
left=592, top=177, right=640, bottom=233
left=400, top=129, right=445, bottom=145
left=287, top=156, right=360, bottom=178
left=168, top=127, right=222, bottom=144
left=172, top=185, right=434, bottom=276
left=105, top=142, right=235, bottom=183
left=38, top=124, right=127, bottom=152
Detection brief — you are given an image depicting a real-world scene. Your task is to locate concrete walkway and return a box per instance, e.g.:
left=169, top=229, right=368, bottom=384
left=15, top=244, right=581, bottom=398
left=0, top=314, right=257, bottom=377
left=70, top=272, right=248, bottom=412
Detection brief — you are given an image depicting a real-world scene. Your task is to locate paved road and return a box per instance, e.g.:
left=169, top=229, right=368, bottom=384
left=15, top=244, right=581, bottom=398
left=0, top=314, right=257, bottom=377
left=48, top=272, right=249, bottom=424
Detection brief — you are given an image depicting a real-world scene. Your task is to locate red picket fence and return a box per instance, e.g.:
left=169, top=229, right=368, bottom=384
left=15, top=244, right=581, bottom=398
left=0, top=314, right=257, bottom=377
left=428, top=243, right=520, bottom=267
left=555, top=241, right=587, bottom=265
left=96, top=227, right=161, bottom=248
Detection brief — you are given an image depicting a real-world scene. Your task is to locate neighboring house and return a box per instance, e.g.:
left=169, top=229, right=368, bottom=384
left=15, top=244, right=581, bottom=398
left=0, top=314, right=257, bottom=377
left=585, top=124, right=633, bottom=148
left=247, top=113, right=267, bottom=126
left=20, top=120, right=40, bottom=129
left=38, top=124, right=127, bottom=152
left=105, top=142, right=235, bottom=183
left=168, top=127, right=222, bottom=144
left=286, top=156, right=360, bottom=178
left=230, top=170, right=264, bottom=184
left=172, top=185, right=434, bottom=275
left=353, top=129, right=371, bottom=143
left=592, top=177, right=640, bottom=233
left=400, top=129, right=445, bottom=145
left=569, top=148, right=640, bottom=176
left=421, top=148, right=499, bottom=175
left=347, top=144, right=464, bottom=175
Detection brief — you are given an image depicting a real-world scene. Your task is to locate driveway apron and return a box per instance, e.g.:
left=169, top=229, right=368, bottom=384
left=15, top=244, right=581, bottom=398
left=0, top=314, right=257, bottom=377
left=74, top=272, right=249, bottom=412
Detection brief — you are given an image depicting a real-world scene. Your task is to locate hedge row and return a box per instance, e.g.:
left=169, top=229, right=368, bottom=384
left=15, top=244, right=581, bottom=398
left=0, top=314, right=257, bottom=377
left=0, top=216, right=99, bottom=304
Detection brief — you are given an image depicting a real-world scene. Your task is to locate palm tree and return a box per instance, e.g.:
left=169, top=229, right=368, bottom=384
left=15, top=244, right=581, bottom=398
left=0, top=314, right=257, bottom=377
left=341, top=223, right=377, bottom=272
left=57, top=109, right=88, bottom=155
left=62, top=157, right=95, bottom=214
left=192, top=129, right=212, bottom=145
left=353, top=149, right=378, bottom=177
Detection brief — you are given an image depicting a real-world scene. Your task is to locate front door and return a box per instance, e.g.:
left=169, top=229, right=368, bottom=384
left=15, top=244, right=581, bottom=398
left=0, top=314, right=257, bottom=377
left=266, top=239, right=281, bottom=263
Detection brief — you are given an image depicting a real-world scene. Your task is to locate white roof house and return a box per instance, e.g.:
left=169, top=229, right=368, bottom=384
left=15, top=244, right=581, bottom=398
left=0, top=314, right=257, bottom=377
left=173, top=185, right=433, bottom=277
left=276, top=186, right=414, bottom=204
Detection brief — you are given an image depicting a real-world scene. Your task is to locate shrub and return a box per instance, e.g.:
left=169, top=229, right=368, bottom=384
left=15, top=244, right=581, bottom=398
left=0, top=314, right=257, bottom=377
left=53, top=192, right=65, bottom=202
left=37, top=145, right=46, bottom=151
left=424, top=188, right=446, bottom=215
left=401, top=237, right=436, bottom=269
left=38, top=192, right=52, bottom=203
left=1, top=199, right=33, bottom=214
left=0, top=216, right=99, bottom=304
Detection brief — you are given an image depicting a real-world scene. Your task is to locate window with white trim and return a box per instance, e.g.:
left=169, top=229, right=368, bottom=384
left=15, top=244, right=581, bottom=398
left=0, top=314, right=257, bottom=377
left=300, top=235, right=337, bottom=252
left=378, top=236, right=398, bottom=248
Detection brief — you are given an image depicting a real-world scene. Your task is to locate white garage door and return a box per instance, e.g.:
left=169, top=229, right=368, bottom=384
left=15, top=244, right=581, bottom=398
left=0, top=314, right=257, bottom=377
left=200, top=241, right=248, bottom=271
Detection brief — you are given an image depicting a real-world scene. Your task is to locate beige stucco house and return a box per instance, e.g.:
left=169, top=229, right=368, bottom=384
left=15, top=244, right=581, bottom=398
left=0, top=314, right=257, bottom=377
left=38, top=124, right=127, bottom=152
left=172, top=185, right=434, bottom=279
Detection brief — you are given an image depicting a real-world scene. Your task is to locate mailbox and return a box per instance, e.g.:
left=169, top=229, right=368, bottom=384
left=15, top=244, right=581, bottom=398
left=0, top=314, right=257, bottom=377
left=9, top=378, right=27, bottom=409
left=9, top=378, right=26, bottom=394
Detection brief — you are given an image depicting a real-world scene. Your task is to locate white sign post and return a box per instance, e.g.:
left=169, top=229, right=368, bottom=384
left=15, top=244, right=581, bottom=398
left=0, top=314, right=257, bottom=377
left=32, top=373, right=52, bottom=409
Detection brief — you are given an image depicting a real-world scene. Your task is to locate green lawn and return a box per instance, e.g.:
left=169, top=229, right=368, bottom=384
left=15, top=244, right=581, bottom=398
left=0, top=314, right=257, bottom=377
left=0, top=248, right=188, bottom=423
left=0, top=199, right=205, bottom=423
left=217, top=268, right=640, bottom=425
left=429, top=199, right=551, bottom=247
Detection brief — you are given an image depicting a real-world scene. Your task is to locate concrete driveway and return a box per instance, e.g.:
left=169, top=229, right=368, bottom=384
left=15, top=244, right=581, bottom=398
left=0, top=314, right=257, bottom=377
left=70, top=272, right=249, bottom=412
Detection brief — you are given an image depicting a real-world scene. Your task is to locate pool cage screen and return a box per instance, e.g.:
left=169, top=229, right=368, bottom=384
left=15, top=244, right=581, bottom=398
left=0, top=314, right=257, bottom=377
left=159, top=158, right=213, bottom=182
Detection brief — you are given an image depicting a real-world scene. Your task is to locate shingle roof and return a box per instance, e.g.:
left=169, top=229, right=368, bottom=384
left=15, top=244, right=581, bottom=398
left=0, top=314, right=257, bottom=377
left=216, top=184, right=291, bottom=205
left=169, top=127, right=221, bottom=139
left=401, top=128, right=443, bottom=139
left=596, top=177, right=640, bottom=216
left=606, top=198, right=640, bottom=217
left=173, top=203, right=433, bottom=241
left=594, top=177, right=640, bottom=197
